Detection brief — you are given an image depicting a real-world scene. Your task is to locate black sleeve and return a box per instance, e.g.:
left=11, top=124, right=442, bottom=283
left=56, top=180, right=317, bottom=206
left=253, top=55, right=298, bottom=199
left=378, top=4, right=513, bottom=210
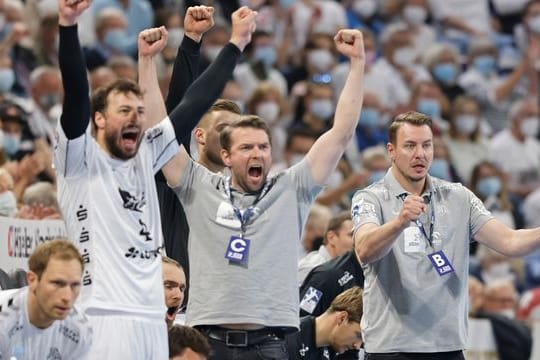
left=299, top=268, right=341, bottom=317
left=168, top=43, right=240, bottom=140
left=58, top=25, right=90, bottom=140
left=165, top=35, right=201, bottom=150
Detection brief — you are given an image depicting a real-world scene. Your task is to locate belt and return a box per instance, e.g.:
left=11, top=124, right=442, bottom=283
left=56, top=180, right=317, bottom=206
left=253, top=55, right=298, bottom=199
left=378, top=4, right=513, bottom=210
left=197, top=326, right=285, bottom=347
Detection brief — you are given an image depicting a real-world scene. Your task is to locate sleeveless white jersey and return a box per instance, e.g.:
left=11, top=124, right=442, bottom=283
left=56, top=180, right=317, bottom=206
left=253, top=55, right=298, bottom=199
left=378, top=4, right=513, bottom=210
left=53, top=119, right=178, bottom=319
left=0, top=288, right=92, bottom=359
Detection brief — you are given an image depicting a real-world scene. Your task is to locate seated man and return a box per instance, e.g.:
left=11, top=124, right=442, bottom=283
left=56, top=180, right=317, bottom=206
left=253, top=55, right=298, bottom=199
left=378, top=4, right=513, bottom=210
left=169, top=325, right=211, bottom=360
left=0, top=238, right=92, bottom=358
left=287, top=286, right=364, bottom=359
left=162, top=256, right=186, bottom=328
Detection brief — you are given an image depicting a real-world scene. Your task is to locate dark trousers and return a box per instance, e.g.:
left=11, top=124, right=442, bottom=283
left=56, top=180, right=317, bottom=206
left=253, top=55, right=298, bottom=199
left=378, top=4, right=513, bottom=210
left=365, top=351, right=465, bottom=360
left=198, top=326, right=289, bottom=360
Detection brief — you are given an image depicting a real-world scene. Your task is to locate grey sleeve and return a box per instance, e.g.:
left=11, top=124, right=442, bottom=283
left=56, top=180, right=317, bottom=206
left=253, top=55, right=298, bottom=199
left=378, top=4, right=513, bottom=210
left=465, top=186, right=494, bottom=237
left=351, top=189, right=382, bottom=236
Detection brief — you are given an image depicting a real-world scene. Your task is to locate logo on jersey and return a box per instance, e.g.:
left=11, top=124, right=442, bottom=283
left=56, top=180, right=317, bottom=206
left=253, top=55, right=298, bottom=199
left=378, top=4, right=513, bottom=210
left=145, top=127, right=163, bottom=141
left=46, top=347, right=61, bottom=360
left=119, top=189, right=146, bottom=212
left=59, top=324, right=80, bottom=344
left=300, top=286, right=323, bottom=314
left=338, top=271, right=354, bottom=287
left=124, top=245, right=162, bottom=260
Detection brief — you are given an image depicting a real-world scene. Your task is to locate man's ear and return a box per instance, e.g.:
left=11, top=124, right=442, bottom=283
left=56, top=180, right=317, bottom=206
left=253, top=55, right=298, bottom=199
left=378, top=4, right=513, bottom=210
left=194, top=128, right=206, bottom=146
left=221, top=148, right=231, bottom=167
left=27, top=271, right=38, bottom=290
left=336, top=310, right=348, bottom=326
left=387, top=142, right=395, bottom=162
left=94, top=112, right=106, bottom=130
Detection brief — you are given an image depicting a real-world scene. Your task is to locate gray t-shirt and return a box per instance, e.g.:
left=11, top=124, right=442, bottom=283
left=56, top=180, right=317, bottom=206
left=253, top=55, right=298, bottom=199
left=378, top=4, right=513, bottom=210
left=172, top=159, right=322, bottom=328
left=351, top=169, right=493, bottom=353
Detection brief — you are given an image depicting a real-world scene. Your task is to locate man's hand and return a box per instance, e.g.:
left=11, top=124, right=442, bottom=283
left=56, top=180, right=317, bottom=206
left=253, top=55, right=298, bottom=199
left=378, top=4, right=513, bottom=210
left=184, top=6, right=215, bottom=43
left=397, top=194, right=427, bottom=227
left=334, top=29, right=364, bottom=62
left=138, top=26, right=168, bottom=58
left=229, top=6, right=258, bottom=52
left=58, top=0, right=91, bottom=27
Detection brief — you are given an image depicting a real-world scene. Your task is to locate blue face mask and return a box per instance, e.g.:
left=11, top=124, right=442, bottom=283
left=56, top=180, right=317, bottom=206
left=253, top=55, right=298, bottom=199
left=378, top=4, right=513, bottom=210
left=280, top=0, right=295, bottom=9
left=3, top=134, right=20, bottom=156
left=473, top=55, right=496, bottom=76
left=253, top=45, right=277, bottom=67
left=104, top=29, right=134, bottom=54
left=417, top=98, right=441, bottom=118
left=476, top=176, right=502, bottom=198
left=358, top=107, right=380, bottom=129
left=369, top=170, right=386, bottom=184
left=429, top=159, right=451, bottom=180
left=433, top=63, right=457, bottom=85
left=0, top=68, right=15, bottom=93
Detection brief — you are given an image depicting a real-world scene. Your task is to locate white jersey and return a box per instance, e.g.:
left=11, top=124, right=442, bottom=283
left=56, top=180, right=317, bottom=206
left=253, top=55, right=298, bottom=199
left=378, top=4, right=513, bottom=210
left=0, top=288, right=92, bottom=360
left=53, top=118, right=178, bottom=319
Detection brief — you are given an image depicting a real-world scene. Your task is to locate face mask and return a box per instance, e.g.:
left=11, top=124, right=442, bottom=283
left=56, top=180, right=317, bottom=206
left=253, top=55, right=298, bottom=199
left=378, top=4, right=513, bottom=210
left=433, top=62, right=457, bottom=85
left=476, top=176, right=502, bottom=198
left=365, top=50, right=377, bottom=66
left=473, top=55, right=496, bottom=76
left=307, top=49, right=334, bottom=73
left=429, top=159, right=451, bottom=180
left=499, top=308, right=516, bottom=319
left=0, top=190, right=16, bottom=217
left=352, top=0, right=377, bottom=19
left=358, top=107, right=380, bottom=129
left=392, top=46, right=416, bottom=67
left=528, top=15, right=540, bottom=36
left=280, top=0, right=295, bottom=9
left=417, top=98, right=441, bottom=118
left=40, top=93, right=61, bottom=111
left=520, top=117, right=539, bottom=138
left=203, top=45, right=223, bottom=62
left=254, top=45, right=277, bottom=67
left=167, top=28, right=184, bottom=49
left=104, top=28, right=131, bottom=54
left=3, top=134, right=21, bottom=156
left=0, top=68, right=15, bottom=92
left=309, top=99, right=334, bottom=120
left=256, top=101, right=280, bottom=124
left=455, top=114, right=478, bottom=135
left=369, top=170, right=385, bottom=184
left=403, top=5, right=427, bottom=25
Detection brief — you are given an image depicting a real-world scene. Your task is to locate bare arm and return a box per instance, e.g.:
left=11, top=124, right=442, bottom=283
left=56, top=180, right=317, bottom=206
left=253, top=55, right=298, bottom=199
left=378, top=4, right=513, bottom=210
left=474, top=219, right=540, bottom=257
left=305, top=29, right=365, bottom=185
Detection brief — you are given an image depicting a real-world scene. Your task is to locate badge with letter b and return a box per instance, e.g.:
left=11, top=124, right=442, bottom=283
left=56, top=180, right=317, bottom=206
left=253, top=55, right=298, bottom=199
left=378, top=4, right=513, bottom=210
left=428, top=250, right=454, bottom=276
left=225, top=236, right=250, bottom=266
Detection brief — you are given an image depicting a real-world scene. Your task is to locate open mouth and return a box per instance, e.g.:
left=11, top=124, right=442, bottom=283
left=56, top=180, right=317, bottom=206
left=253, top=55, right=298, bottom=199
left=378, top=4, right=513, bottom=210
left=166, top=306, right=179, bottom=321
left=248, top=165, right=263, bottom=179
left=121, top=128, right=139, bottom=147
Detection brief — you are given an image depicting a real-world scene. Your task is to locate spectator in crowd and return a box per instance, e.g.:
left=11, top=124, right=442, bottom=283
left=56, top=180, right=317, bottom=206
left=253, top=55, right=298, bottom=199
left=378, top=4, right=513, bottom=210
left=352, top=110, right=540, bottom=359
left=422, top=43, right=464, bottom=106
left=409, top=80, right=450, bottom=134
left=0, top=167, right=16, bottom=217
left=354, top=91, right=388, bottom=152
left=0, top=238, right=92, bottom=358
left=17, top=180, right=62, bottom=220
left=298, top=211, right=353, bottom=284
left=429, top=135, right=462, bottom=183
left=168, top=325, right=211, bottom=360
left=288, top=286, right=364, bottom=360
left=162, top=256, right=186, bottom=329
left=483, top=279, right=520, bottom=319
left=300, top=202, right=333, bottom=257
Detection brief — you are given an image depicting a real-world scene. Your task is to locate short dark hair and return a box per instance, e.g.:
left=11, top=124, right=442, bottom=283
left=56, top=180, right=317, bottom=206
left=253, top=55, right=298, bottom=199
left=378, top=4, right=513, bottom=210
left=28, top=238, right=83, bottom=279
left=169, top=325, right=211, bottom=358
left=326, top=286, right=364, bottom=323
left=326, top=211, right=351, bottom=235
left=197, top=99, right=242, bottom=130
left=285, top=127, right=319, bottom=150
left=91, top=78, right=143, bottom=131
left=162, top=256, right=183, bottom=270
left=220, top=115, right=272, bottom=151
left=388, top=111, right=432, bottom=145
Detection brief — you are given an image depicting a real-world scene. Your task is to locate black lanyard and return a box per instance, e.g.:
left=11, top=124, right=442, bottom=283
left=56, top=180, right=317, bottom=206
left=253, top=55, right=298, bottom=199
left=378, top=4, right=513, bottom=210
left=398, top=193, right=435, bottom=248
left=223, top=176, right=271, bottom=237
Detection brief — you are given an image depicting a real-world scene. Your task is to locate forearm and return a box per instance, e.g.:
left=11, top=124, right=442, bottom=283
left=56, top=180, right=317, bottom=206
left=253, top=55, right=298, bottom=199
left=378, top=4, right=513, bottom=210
left=507, top=228, right=540, bottom=257
left=494, top=61, right=527, bottom=102
left=355, top=218, right=406, bottom=264
left=169, top=43, right=241, bottom=139
left=58, top=25, right=90, bottom=139
left=139, top=55, right=167, bottom=129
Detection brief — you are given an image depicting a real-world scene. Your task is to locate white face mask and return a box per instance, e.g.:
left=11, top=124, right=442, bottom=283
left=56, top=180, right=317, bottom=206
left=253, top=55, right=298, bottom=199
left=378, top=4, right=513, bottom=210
left=203, top=45, right=223, bottom=62
left=520, top=116, right=540, bottom=138
left=392, top=46, right=416, bottom=67
left=256, top=101, right=280, bottom=125
left=352, top=0, right=377, bottom=19
left=309, top=99, right=334, bottom=120
left=307, top=49, right=334, bottom=73
left=528, top=15, right=540, bottom=36
left=0, top=190, right=17, bottom=217
left=455, top=115, right=478, bottom=135
left=403, top=5, right=427, bottom=25
left=499, top=308, right=516, bottom=320
left=167, top=28, right=184, bottom=49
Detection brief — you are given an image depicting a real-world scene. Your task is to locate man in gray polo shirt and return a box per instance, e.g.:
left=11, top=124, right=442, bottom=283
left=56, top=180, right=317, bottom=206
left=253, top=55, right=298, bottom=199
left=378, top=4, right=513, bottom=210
left=352, top=111, right=540, bottom=360
left=163, top=29, right=366, bottom=359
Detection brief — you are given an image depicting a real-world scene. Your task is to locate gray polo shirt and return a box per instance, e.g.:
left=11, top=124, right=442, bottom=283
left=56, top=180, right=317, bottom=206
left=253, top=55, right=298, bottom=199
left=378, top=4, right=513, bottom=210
left=172, top=158, right=322, bottom=329
left=351, top=169, right=493, bottom=353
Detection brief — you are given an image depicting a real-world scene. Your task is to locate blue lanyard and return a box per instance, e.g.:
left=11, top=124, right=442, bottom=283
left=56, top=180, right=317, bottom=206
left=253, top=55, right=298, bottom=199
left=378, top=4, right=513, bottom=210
left=223, top=176, right=271, bottom=237
left=399, top=193, right=435, bottom=248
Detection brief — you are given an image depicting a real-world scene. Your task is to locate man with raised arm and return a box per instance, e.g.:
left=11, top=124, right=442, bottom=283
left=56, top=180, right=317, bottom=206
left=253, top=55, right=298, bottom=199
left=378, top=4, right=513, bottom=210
left=55, top=0, right=256, bottom=358
left=159, top=29, right=365, bottom=359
